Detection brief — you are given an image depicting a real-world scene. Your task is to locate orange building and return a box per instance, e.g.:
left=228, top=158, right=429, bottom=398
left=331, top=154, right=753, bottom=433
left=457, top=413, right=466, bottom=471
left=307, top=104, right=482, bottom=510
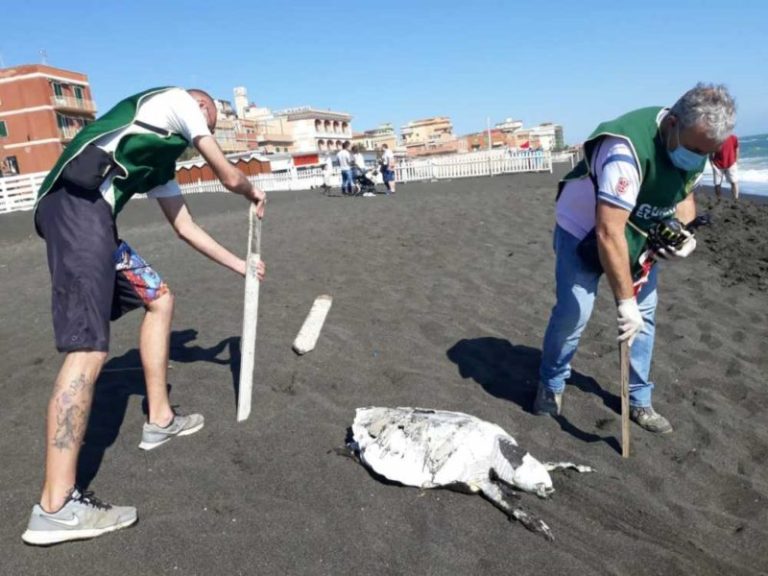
left=0, top=64, right=96, bottom=175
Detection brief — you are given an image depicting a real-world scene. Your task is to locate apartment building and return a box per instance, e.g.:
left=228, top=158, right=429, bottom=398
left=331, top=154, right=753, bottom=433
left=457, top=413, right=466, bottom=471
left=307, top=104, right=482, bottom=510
left=400, top=117, right=455, bottom=155
left=0, top=64, right=96, bottom=175
left=351, top=123, right=397, bottom=151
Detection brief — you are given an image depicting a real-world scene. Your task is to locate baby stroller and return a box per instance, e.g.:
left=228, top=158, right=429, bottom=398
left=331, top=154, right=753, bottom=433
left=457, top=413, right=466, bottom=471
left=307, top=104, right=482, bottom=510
left=353, top=166, right=379, bottom=196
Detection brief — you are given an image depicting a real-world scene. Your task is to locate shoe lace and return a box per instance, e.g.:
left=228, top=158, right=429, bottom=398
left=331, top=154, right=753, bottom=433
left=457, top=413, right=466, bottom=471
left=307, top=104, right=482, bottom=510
left=74, top=489, right=112, bottom=510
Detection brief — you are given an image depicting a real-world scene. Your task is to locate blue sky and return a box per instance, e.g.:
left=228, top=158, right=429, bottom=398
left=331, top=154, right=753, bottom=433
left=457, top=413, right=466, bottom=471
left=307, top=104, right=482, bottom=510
left=2, top=0, right=766, bottom=143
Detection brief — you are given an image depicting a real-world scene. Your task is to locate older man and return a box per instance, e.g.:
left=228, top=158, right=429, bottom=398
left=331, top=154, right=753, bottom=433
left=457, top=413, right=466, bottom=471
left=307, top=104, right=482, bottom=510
left=535, top=83, right=736, bottom=434
left=23, top=87, right=266, bottom=545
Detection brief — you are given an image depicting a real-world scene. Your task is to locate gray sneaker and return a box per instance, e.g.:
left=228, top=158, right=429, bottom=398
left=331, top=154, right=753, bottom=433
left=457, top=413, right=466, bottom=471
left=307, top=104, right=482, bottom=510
left=22, top=488, right=137, bottom=546
left=630, top=406, right=673, bottom=434
left=533, top=383, right=563, bottom=416
left=139, top=412, right=204, bottom=451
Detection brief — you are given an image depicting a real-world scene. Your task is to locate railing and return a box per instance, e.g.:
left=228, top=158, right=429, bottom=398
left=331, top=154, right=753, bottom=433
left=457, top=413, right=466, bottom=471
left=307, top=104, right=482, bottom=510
left=550, top=151, right=579, bottom=168
left=0, top=151, right=552, bottom=215
left=396, top=150, right=552, bottom=183
left=0, top=171, right=47, bottom=213
left=51, top=95, right=96, bottom=113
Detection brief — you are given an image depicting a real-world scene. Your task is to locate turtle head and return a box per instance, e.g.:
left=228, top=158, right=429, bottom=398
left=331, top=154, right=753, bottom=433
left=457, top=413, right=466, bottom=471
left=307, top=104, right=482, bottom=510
left=496, top=438, right=554, bottom=497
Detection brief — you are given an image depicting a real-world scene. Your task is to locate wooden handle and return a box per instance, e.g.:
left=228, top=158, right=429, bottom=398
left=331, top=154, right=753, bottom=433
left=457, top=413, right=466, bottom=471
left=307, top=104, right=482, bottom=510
left=620, top=340, right=631, bottom=458
left=237, top=206, right=262, bottom=422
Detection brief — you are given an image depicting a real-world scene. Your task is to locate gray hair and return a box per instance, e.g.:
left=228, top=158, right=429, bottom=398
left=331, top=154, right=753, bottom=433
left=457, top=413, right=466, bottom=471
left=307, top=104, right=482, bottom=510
left=670, top=82, right=736, bottom=143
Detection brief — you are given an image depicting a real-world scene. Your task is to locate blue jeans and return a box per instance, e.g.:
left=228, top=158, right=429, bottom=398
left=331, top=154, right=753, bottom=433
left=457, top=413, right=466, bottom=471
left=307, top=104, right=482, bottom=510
left=539, top=225, right=658, bottom=407
left=341, top=169, right=354, bottom=193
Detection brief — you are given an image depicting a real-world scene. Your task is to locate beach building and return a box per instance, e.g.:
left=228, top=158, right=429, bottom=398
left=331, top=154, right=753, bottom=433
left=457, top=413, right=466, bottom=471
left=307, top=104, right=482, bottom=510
left=0, top=64, right=97, bottom=175
left=233, top=87, right=352, bottom=154
left=276, top=106, right=353, bottom=153
left=229, top=87, right=295, bottom=154
left=211, top=98, right=264, bottom=154
left=351, top=123, right=397, bottom=151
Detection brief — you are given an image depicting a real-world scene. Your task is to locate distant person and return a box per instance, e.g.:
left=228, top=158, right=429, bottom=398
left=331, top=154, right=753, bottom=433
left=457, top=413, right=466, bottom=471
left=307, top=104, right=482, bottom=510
left=711, top=134, right=739, bottom=200
left=535, top=83, right=735, bottom=435
left=380, top=143, right=396, bottom=194
left=23, top=87, right=267, bottom=545
left=337, top=141, right=353, bottom=195
left=352, top=146, right=366, bottom=194
left=322, top=154, right=333, bottom=194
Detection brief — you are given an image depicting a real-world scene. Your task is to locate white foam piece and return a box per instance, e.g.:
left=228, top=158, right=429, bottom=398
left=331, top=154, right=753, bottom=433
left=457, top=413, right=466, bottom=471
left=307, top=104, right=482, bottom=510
left=292, top=295, right=333, bottom=355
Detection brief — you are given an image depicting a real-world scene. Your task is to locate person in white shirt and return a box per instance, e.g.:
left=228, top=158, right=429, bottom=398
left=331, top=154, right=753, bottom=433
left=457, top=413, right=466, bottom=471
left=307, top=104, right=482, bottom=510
left=380, top=143, right=396, bottom=194
left=336, top=142, right=353, bottom=195
left=26, top=87, right=267, bottom=546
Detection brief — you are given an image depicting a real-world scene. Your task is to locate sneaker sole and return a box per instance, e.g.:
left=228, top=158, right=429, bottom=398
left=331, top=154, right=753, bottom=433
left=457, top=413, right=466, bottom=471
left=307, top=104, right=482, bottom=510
left=21, top=516, right=137, bottom=546
left=138, top=420, right=204, bottom=451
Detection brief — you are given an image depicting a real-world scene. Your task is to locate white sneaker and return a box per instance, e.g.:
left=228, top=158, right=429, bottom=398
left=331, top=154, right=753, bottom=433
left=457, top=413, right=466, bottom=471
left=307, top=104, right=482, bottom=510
left=139, top=411, right=204, bottom=451
left=363, top=192, right=375, bottom=197
left=22, top=488, right=137, bottom=546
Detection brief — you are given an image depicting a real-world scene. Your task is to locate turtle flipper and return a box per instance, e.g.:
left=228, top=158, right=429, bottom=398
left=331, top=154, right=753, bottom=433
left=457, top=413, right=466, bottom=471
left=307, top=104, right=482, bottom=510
left=481, top=482, right=554, bottom=541
left=543, top=461, right=593, bottom=474
left=510, top=508, right=554, bottom=541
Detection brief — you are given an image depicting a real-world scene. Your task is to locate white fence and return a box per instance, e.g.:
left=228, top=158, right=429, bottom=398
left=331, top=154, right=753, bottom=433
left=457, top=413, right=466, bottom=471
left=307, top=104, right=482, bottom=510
left=180, top=150, right=553, bottom=195
left=0, top=171, right=47, bottom=213
left=0, top=150, right=553, bottom=214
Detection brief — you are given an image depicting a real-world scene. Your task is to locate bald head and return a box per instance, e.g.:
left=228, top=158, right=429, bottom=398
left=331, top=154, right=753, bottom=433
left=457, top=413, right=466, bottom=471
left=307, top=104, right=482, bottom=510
left=187, top=88, right=217, bottom=133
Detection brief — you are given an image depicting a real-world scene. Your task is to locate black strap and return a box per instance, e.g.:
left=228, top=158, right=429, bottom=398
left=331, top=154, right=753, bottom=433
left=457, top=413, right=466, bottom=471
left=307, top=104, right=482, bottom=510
left=133, top=119, right=172, bottom=137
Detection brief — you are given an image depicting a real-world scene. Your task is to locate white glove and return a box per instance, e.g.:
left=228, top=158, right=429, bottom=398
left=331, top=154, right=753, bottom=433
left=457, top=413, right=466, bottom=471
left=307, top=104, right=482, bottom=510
left=617, top=298, right=645, bottom=346
left=655, top=229, right=696, bottom=259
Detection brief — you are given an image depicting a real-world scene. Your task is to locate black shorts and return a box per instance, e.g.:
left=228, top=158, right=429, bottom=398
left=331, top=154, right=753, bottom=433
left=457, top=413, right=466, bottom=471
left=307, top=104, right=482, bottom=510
left=35, top=183, right=169, bottom=353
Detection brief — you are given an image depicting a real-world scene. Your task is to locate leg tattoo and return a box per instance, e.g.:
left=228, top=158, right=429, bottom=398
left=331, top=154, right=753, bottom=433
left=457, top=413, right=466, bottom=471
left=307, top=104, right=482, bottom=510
left=52, top=374, right=91, bottom=451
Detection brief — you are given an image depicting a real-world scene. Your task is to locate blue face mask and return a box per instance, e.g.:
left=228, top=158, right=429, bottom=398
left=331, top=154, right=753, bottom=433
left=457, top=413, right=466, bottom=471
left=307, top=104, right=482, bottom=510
left=668, top=125, right=706, bottom=171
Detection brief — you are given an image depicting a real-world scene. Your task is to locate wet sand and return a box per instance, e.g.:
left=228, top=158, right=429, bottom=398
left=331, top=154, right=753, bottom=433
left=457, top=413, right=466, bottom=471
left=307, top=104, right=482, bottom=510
left=1, top=167, right=766, bottom=575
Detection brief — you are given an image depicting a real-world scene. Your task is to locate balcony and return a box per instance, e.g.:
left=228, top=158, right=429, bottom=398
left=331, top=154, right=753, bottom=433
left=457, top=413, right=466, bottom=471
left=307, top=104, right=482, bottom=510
left=51, top=95, right=97, bottom=114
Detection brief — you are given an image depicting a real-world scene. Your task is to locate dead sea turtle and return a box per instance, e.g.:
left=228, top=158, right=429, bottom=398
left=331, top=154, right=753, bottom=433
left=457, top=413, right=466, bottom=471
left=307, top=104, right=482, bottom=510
left=346, top=407, right=592, bottom=541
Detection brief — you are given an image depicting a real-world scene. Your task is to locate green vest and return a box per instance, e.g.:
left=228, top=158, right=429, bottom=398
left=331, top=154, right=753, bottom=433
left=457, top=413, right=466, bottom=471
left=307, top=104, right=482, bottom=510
left=559, top=107, right=702, bottom=275
left=36, top=87, right=190, bottom=216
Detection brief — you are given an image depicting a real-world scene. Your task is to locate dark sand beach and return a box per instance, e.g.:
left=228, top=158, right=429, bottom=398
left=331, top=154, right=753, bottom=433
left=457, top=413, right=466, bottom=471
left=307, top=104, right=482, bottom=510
left=1, top=167, right=766, bottom=575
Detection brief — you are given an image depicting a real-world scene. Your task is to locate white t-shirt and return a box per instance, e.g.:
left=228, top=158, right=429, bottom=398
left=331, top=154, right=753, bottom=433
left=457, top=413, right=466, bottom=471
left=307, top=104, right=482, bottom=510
left=353, top=153, right=365, bottom=169
left=96, top=88, right=211, bottom=199
left=337, top=149, right=352, bottom=170
left=381, top=148, right=394, bottom=167
left=555, top=136, right=642, bottom=240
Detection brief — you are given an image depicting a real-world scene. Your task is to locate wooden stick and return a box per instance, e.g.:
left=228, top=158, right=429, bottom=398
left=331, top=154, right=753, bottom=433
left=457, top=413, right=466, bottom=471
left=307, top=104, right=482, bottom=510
left=620, top=340, right=631, bottom=458
left=292, top=295, right=333, bottom=355
left=237, top=205, right=261, bottom=422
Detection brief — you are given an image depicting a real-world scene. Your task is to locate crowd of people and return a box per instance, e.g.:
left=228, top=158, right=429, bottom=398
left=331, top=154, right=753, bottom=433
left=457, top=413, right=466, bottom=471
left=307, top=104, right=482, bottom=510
left=330, top=142, right=396, bottom=196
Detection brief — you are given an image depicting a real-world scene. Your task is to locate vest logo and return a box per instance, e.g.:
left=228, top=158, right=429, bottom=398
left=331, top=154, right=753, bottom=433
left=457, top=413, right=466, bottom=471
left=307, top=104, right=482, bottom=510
left=616, top=177, right=630, bottom=195
left=634, top=204, right=676, bottom=220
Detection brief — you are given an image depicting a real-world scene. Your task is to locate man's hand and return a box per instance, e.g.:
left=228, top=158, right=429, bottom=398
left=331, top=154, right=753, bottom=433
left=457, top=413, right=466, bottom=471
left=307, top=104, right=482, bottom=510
left=617, top=298, right=644, bottom=346
left=655, top=228, right=696, bottom=260
left=237, top=258, right=266, bottom=280
left=247, top=185, right=267, bottom=219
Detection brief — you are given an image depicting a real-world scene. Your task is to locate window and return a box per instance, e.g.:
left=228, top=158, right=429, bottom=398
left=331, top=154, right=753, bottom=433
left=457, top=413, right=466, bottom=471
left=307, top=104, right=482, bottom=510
left=2, top=156, right=19, bottom=175
left=0, top=120, right=6, bottom=138
left=74, top=86, right=83, bottom=101
left=53, top=83, right=64, bottom=98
